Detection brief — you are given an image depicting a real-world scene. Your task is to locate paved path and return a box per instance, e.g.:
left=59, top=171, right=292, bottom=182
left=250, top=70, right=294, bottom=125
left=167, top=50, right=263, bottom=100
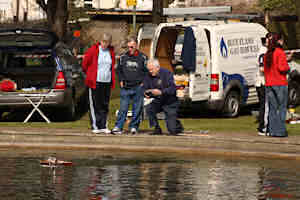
left=0, top=127, right=300, bottom=159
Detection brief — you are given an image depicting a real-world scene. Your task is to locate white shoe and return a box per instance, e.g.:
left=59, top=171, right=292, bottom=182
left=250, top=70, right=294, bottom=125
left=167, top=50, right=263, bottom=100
left=112, top=127, right=122, bottom=134
left=92, top=129, right=101, bottom=134
left=130, top=128, right=137, bottom=134
left=99, top=128, right=111, bottom=134
left=258, top=132, right=269, bottom=136
left=92, top=128, right=111, bottom=134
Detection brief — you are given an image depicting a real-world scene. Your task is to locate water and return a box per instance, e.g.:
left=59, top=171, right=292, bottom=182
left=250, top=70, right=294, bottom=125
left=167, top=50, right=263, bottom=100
left=0, top=148, right=299, bottom=200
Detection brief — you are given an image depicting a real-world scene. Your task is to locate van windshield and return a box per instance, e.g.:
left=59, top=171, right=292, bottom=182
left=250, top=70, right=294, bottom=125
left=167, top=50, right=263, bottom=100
left=176, top=35, right=184, bottom=44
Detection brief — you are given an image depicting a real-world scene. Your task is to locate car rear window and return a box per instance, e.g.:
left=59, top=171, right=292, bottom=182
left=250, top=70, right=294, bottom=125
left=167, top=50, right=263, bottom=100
left=0, top=30, right=57, bottom=48
left=7, top=54, right=55, bottom=69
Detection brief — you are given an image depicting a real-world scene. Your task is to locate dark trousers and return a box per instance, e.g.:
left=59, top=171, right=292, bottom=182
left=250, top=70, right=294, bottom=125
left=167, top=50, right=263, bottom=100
left=88, top=82, right=111, bottom=130
left=256, top=86, right=266, bottom=132
left=146, top=100, right=183, bottom=134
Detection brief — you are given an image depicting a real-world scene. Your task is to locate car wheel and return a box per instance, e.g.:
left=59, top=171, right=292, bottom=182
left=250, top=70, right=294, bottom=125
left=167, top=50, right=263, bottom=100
left=288, top=80, right=300, bottom=107
left=223, top=91, right=240, bottom=117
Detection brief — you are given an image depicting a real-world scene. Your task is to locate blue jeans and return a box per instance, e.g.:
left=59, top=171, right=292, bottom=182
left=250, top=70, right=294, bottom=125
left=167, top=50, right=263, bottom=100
left=266, top=86, right=288, bottom=137
left=115, top=85, right=144, bottom=130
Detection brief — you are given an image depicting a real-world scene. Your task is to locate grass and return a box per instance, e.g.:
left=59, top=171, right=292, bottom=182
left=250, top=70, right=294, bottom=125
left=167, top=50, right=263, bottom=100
left=1, top=83, right=300, bottom=136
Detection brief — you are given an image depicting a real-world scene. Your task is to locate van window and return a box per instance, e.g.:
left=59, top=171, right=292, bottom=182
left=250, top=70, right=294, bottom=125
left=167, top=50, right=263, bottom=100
left=205, top=29, right=211, bottom=57
left=176, top=34, right=184, bottom=45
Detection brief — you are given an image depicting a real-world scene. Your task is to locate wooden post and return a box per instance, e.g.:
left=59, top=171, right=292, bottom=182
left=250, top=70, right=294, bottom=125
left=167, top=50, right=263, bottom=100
left=127, top=0, right=137, bottom=34
left=133, top=5, right=136, bottom=34
left=15, top=0, right=20, bottom=22
left=152, top=0, right=163, bottom=24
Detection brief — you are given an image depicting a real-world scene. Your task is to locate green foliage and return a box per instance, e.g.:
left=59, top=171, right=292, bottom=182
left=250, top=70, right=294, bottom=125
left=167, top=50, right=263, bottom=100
left=258, top=0, right=296, bottom=13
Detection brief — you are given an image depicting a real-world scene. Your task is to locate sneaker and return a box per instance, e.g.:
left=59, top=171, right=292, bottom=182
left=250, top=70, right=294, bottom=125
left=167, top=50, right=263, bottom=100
left=92, top=129, right=101, bottom=134
left=112, top=127, right=122, bottom=134
left=130, top=128, right=137, bottom=135
left=258, top=131, right=269, bottom=136
left=99, top=128, right=111, bottom=134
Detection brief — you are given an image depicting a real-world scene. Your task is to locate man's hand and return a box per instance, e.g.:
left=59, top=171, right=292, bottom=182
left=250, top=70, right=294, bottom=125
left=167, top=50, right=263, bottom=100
left=144, top=89, right=162, bottom=98
left=151, top=89, right=162, bottom=96
left=120, top=81, right=123, bottom=88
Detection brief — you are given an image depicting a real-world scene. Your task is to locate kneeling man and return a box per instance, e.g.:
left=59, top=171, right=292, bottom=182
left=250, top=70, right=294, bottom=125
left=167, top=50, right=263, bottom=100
left=143, top=58, right=184, bottom=135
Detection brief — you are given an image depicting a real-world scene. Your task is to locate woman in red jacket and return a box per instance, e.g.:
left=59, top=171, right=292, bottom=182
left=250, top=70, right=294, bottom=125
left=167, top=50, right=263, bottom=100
left=264, top=33, right=290, bottom=137
left=82, top=33, right=116, bottom=134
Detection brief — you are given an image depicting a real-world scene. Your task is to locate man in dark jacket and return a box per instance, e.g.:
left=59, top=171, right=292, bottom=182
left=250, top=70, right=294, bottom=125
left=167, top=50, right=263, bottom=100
left=143, top=58, right=183, bottom=135
left=112, top=36, right=148, bottom=134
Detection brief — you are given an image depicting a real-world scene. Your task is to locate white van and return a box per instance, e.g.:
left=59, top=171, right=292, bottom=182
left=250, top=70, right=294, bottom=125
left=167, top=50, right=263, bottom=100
left=138, top=21, right=300, bottom=117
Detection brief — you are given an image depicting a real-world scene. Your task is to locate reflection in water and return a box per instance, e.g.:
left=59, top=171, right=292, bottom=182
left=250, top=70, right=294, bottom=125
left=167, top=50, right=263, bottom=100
left=258, top=167, right=300, bottom=200
left=0, top=150, right=299, bottom=200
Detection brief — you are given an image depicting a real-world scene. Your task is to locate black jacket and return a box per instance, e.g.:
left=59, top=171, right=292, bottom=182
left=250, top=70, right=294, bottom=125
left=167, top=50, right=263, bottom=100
left=117, top=50, right=148, bottom=88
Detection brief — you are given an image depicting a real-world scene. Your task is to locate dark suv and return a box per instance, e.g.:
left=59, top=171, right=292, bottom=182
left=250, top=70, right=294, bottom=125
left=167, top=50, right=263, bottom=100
left=0, top=28, right=86, bottom=121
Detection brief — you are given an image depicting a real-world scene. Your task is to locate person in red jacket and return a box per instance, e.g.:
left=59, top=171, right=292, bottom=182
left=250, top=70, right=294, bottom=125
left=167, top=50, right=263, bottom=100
left=264, top=33, right=290, bottom=137
left=82, top=33, right=116, bottom=134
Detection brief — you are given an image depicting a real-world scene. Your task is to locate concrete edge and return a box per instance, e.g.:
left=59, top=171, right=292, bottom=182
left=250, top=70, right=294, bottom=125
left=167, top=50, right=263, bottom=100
left=0, top=132, right=300, bottom=160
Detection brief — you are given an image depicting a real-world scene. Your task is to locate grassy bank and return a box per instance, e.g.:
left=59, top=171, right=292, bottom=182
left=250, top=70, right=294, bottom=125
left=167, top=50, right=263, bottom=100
left=1, top=84, right=300, bottom=136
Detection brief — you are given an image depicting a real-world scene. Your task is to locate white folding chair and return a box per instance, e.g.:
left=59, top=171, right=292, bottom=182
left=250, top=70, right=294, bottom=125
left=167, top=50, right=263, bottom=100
left=19, top=93, right=55, bottom=123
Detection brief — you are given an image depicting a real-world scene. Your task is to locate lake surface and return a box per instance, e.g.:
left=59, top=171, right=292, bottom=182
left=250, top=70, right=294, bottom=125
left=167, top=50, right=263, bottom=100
left=0, top=148, right=299, bottom=200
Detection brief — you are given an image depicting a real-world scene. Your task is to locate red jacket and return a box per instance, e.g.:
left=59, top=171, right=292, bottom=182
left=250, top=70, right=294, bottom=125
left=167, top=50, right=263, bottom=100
left=264, top=48, right=290, bottom=86
left=82, top=43, right=115, bottom=89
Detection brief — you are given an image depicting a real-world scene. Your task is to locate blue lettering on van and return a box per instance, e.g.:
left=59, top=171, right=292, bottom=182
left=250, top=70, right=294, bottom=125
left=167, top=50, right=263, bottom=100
left=220, top=38, right=228, bottom=58
left=222, top=72, right=248, bottom=104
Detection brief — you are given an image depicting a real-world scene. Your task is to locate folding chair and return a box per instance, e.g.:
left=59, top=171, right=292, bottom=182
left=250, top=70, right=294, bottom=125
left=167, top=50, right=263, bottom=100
left=19, top=93, right=56, bottom=123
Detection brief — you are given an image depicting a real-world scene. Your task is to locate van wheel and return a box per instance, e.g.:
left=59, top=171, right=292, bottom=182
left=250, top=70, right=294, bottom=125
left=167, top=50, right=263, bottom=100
left=288, top=80, right=300, bottom=107
left=223, top=91, right=240, bottom=117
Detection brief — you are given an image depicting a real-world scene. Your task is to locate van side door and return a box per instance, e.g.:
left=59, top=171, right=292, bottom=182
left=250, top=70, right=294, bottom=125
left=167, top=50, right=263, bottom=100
left=137, top=24, right=157, bottom=57
left=189, top=27, right=211, bottom=101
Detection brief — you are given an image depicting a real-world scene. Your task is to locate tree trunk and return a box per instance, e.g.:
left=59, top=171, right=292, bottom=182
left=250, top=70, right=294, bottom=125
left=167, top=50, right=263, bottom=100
left=36, top=0, right=68, bottom=42
left=264, top=9, right=271, bottom=30
left=295, top=1, right=300, bottom=47
left=47, top=0, right=68, bottom=42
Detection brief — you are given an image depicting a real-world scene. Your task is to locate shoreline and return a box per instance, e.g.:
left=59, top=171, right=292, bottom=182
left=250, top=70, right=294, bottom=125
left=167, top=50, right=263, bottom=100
left=1, top=128, right=300, bottom=160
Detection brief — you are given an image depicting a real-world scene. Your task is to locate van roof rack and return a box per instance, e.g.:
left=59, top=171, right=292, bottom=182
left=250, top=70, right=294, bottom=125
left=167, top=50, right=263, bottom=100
left=163, top=7, right=263, bottom=22
left=163, top=6, right=232, bottom=16
left=192, top=14, right=263, bottom=22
